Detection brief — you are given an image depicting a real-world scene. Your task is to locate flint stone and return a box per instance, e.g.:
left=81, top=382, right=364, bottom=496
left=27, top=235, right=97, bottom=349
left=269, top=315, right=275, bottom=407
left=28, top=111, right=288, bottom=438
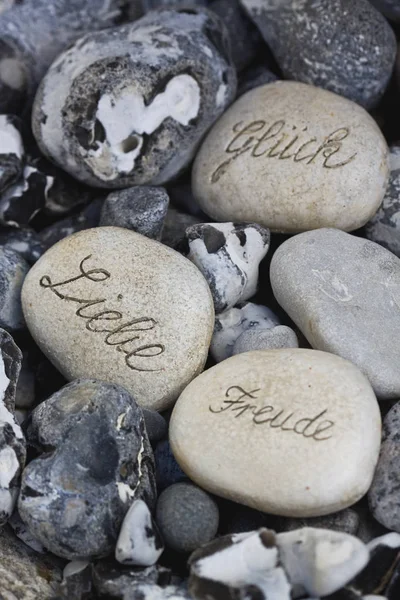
left=192, top=81, right=389, bottom=233
left=270, top=228, right=400, bottom=399
left=18, top=379, right=156, bottom=559
left=169, top=349, right=381, bottom=517
left=21, top=227, right=214, bottom=411
left=0, top=246, right=29, bottom=331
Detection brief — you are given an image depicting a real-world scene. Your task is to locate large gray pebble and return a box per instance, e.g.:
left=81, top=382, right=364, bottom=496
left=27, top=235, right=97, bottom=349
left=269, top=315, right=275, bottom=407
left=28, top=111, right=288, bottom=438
left=270, top=228, right=400, bottom=399
left=156, top=482, right=219, bottom=553
left=0, top=246, right=29, bottom=331
left=19, top=379, right=156, bottom=559
left=232, top=325, right=298, bottom=356
left=32, top=9, right=236, bottom=188
left=240, top=0, right=396, bottom=109
left=369, top=401, right=400, bottom=532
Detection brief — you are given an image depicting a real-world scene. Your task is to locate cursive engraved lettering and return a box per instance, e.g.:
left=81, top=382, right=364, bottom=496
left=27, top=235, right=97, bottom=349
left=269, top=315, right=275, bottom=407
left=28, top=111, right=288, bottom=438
left=40, top=255, right=165, bottom=372
left=209, top=385, right=335, bottom=441
left=211, top=120, right=357, bottom=183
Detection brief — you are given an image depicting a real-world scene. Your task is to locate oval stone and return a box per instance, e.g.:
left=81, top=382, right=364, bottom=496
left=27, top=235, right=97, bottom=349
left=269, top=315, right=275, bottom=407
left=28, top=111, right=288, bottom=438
left=192, top=81, right=389, bottom=233
left=169, top=349, right=381, bottom=517
left=21, top=227, right=214, bottom=411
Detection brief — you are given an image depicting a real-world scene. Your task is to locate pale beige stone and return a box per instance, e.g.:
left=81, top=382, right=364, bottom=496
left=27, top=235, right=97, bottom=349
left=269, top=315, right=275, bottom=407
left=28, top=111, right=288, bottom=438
left=192, top=81, right=389, bottom=233
left=21, top=227, right=214, bottom=411
left=169, top=349, right=381, bottom=517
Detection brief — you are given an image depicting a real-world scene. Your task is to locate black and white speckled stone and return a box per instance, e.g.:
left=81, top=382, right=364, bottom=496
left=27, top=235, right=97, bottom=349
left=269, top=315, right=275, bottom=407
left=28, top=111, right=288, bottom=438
left=184, top=222, right=270, bottom=313
left=100, top=186, right=169, bottom=240
left=189, top=529, right=291, bottom=600
left=0, top=227, right=45, bottom=263
left=18, top=379, right=156, bottom=560
left=211, top=302, right=280, bottom=362
left=58, top=560, right=93, bottom=600
left=143, top=408, right=167, bottom=445
left=154, top=439, right=188, bottom=491
left=237, top=62, right=278, bottom=98
left=0, top=246, right=29, bottom=331
left=240, top=0, right=396, bottom=109
left=366, top=144, right=400, bottom=257
left=369, top=401, right=400, bottom=532
left=162, top=207, right=203, bottom=249
left=92, top=560, right=174, bottom=599
left=32, top=8, right=237, bottom=188
left=116, top=499, right=164, bottom=566
left=0, top=329, right=25, bottom=527
left=232, top=325, right=299, bottom=356
left=0, top=115, right=24, bottom=194
left=156, top=482, right=219, bottom=553
left=370, top=0, right=400, bottom=22
left=0, top=0, right=140, bottom=114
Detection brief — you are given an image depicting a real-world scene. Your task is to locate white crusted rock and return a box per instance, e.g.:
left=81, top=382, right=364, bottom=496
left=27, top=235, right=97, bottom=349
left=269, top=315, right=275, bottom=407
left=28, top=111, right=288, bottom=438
left=185, top=222, right=270, bottom=313
left=116, top=499, right=164, bottom=566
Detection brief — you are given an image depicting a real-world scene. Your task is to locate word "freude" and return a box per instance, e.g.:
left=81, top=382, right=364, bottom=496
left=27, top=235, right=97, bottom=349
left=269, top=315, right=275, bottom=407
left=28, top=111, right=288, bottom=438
left=39, top=255, right=165, bottom=372
left=209, top=385, right=335, bottom=441
left=211, top=120, right=357, bottom=183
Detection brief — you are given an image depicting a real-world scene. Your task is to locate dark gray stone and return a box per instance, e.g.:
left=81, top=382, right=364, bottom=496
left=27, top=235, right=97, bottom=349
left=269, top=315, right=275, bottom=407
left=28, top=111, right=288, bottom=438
left=240, top=0, right=396, bottom=109
left=369, top=401, right=400, bottom=532
left=0, top=246, right=29, bottom=331
left=0, top=227, right=45, bottom=263
left=370, top=0, right=400, bottom=21
left=15, top=353, right=35, bottom=408
left=232, top=325, right=299, bottom=355
left=19, top=379, right=156, bottom=559
left=237, top=63, right=278, bottom=98
left=92, top=560, right=173, bottom=598
left=58, top=560, right=93, bottom=600
left=162, top=207, right=203, bottom=249
left=0, top=114, right=24, bottom=194
left=154, top=439, right=188, bottom=491
left=143, top=408, right=168, bottom=444
left=281, top=509, right=360, bottom=537
left=100, top=186, right=169, bottom=240
left=156, top=482, right=219, bottom=553
left=366, top=144, right=400, bottom=257
left=184, top=222, right=270, bottom=313
left=32, top=9, right=237, bottom=188
left=0, top=0, right=141, bottom=113
left=0, top=526, right=62, bottom=599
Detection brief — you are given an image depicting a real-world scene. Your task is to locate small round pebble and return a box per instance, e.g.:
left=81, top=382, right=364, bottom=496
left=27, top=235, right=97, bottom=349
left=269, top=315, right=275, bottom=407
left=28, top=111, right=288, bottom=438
left=154, top=439, right=188, bottom=491
left=143, top=409, right=168, bottom=445
left=100, top=186, right=169, bottom=240
left=156, top=482, right=219, bottom=553
left=232, top=325, right=299, bottom=356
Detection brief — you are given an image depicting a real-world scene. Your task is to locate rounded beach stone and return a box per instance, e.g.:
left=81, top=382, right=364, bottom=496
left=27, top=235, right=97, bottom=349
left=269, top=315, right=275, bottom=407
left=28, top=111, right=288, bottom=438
left=18, top=379, right=156, bottom=560
left=156, top=482, right=219, bottom=553
left=21, top=227, right=214, bottom=411
left=0, top=246, right=29, bottom=332
left=143, top=408, right=168, bottom=444
left=232, top=325, right=299, bottom=356
left=192, top=81, right=389, bottom=233
left=32, top=9, right=236, bottom=188
left=239, top=0, right=396, bottom=109
left=270, top=228, right=400, bottom=400
left=169, top=349, right=381, bottom=517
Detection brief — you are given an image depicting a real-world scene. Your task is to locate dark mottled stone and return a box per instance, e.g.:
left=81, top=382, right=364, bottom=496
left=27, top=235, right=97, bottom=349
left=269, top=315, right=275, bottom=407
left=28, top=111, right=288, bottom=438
left=279, top=509, right=360, bottom=536
left=237, top=62, right=278, bottom=97
left=32, top=9, right=236, bottom=188
left=58, top=560, right=93, bottom=600
left=19, top=379, right=156, bottom=559
left=240, top=0, right=396, bottom=109
left=0, top=227, right=45, bottom=263
left=100, top=186, right=169, bottom=240
left=0, top=246, right=29, bottom=331
left=0, top=115, right=24, bottom=194
left=15, top=353, right=35, bottom=408
left=162, top=207, right=204, bottom=249
left=0, top=164, right=51, bottom=227
left=92, top=560, right=173, bottom=598
left=370, top=0, right=400, bottom=21
left=154, top=439, right=188, bottom=491
left=156, top=482, right=219, bottom=553
left=143, top=408, right=168, bottom=444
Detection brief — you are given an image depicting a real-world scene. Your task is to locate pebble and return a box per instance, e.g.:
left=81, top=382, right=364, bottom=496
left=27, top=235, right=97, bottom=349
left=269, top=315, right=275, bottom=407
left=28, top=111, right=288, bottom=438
left=143, top=408, right=168, bottom=445
left=240, top=0, right=396, bottom=109
left=162, top=207, right=203, bottom=250
left=237, top=62, right=278, bottom=98
left=270, top=228, right=400, bottom=400
left=0, top=115, right=23, bottom=194
left=281, top=508, right=360, bottom=537
left=369, top=401, right=400, bottom=532
left=211, top=302, right=280, bottom=362
left=100, top=186, right=169, bottom=240
left=0, top=0, right=137, bottom=113
left=154, top=439, right=188, bottom=491
left=18, top=379, right=156, bottom=559
left=185, top=222, right=270, bottom=313
left=365, top=144, right=400, bottom=257
left=0, top=246, right=29, bottom=331
left=116, top=499, right=164, bottom=566
left=370, top=0, right=400, bottom=21
left=92, top=561, right=177, bottom=599
left=156, top=482, right=219, bottom=553
left=188, top=529, right=291, bottom=600
left=0, top=328, right=25, bottom=527
left=0, top=227, right=45, bottom=263
left=192, top=81, right=389, bottom=233
left=169, top=349, right=381, bottom=517
left=21, top=227, right=214, bottom=411
left=277, top=527, right=369, bottom=597
left=32, top=9, right=236, bottom=188
left=8, top=509, right=46, bottom=554
left=232, top=325, right=299, bottom=356
left=14, top=354, right=35, bottom=409
left=58, top=560, right=93, bottom=600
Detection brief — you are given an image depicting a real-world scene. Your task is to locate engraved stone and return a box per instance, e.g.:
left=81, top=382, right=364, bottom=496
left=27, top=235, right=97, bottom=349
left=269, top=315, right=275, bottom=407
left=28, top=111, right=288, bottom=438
left=270, top=228, right=400, bottom=399
left=169, top=349, right=381, bottom=517
left=21, top=227, right=214, bottom=411
left=192, top=81, right=389, bottom=233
